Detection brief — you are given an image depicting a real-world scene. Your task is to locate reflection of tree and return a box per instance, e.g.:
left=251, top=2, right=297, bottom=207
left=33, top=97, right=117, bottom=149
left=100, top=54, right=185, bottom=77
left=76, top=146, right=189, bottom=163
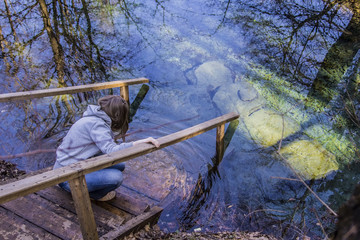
left=232, top=0, right=349, bottom=85
left=308, top=1, right=360, bottom=108
left=0, top=0, right=135, bottom=169
left=230, top=0, right=360, bottom=116
left=38, top=0, right=66, bottom=86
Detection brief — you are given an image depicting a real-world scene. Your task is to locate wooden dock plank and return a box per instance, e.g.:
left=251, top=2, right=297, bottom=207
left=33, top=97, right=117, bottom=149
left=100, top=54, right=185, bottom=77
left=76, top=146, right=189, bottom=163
left=107, top=186, right=156, bottom=215
left=123, top=170, right=170, bottom=202
left=118, top=185, right=159, bottom=206
left=0, top=184, right=165, bottom=240
left=99, top=206, right=163, bottom=240
left=1, top=195, right=83, bottom=240
left=36, top=186, right=125, bottom=231
left=27, top=193, right=109, bottom=237
left=0, top=206, right=60, bottom=240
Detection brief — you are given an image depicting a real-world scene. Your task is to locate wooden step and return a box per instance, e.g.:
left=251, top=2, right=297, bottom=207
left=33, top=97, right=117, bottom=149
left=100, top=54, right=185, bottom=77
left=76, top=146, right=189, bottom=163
left=36, top=186, right=126, bottom=230
left=1, top=194, right=83, bottom=239
left=0, top=184, right=163, bottom=240
left=0, top=206, right=60, bottom=240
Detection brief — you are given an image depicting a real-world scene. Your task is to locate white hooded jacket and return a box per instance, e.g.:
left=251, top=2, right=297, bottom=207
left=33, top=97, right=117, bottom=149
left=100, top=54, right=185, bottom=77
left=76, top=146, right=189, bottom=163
left=53, top=105, right=133, bottom=169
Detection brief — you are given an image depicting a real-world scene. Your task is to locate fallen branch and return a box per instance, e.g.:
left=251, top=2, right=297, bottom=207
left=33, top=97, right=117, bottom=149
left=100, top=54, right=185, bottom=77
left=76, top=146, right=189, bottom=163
left=270, top=176, right=301, bottom=182
left=0, top=149, right=56, bottom=160
left=276, top=106, right=338, bottom=217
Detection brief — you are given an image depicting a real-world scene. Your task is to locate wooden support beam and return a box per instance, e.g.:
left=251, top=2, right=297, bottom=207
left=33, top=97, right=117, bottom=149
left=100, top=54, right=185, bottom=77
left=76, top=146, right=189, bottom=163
left=68, top=176, right=99, bottom=240
left=215, top=124, right=225, bottom=163
left=120, top=85, right=130, bottom=106
left=0, top=78, right=149, bottom=102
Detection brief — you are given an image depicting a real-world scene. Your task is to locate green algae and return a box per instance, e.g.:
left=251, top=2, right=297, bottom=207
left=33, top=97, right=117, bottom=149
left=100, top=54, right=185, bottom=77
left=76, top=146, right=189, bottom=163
left=305, top=124, right=358, bottom=163
left=279, top=140, right=339, bottom=179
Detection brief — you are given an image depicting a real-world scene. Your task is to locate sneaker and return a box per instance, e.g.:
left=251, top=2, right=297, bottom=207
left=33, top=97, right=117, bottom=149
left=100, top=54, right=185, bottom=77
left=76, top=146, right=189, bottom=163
left=96, top=191, right=116, bottom=201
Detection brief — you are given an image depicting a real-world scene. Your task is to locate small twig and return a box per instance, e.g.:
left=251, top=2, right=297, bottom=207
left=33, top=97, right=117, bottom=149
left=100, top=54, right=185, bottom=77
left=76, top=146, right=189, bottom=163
left=270, top=176, right=302, bottom=182
left=0, top=149, right=56, bottom=160
left=278, top=114, right=285, bottom=152
left=313, top=208, right=329, bottom=240
left=277, top=105, right=338, bottom=217
left=277, top=152, right=338, bottom=217
left=243, top=208, right=286, bottom=220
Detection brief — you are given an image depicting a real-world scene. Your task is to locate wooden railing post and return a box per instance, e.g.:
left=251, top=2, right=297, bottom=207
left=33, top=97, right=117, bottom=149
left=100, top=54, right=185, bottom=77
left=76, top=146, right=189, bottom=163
left=120, top=86, right=130, bottom=106
left=216, top=124, right=225, bottom=163
left=68, top=176, right=99, bottom=240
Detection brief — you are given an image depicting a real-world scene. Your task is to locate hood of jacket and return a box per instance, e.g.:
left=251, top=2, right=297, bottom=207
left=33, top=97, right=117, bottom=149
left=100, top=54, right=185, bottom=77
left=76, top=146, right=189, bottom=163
left=83, top=105, right=111, bottom=125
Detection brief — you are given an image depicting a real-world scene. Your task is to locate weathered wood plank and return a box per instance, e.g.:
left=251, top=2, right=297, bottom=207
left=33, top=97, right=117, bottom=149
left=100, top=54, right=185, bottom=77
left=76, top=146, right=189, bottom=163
left=108, top=186, right=155, bottom=215
left=120, top=85, right=130, bottom=106
left=122, top=172, right=164, bottom=202
left=0, top=78, right=149, bottom=102
left=0, top=206, right=60, bottom=240
left=216, top=124, right=225, bottom=162
left=0, top=112, right=239, bottom=204
left=93, top=201, right=132, bottom=222
left=69, top=176, right=98, bottom=240
left=1, top=196, right=83, bottom=239
left=36, top=186, right=125, bottom=230
left=99, top=206, right=163, bottom=240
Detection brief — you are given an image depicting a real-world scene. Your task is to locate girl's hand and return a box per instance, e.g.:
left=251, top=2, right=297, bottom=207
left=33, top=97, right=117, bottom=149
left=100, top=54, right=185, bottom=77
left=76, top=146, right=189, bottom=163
left=133, top=137, right=160, bottom=148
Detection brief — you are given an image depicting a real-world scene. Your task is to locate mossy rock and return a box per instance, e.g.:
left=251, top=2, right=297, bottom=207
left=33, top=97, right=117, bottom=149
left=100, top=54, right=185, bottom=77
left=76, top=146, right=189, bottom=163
left=243, top=108, right=301, bottom=147
left=279, top=140, right=339, bottom=179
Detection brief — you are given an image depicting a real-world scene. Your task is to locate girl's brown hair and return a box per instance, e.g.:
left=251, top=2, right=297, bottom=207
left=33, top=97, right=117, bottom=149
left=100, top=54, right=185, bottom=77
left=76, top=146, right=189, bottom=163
left=98, top=95, right=129, bottom=136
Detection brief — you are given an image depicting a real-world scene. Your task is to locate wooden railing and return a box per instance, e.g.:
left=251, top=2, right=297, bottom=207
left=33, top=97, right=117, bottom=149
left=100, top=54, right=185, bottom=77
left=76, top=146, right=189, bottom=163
left=0, top=78, right=239, bottom=240
left=0, top=77, right=149, bottom=103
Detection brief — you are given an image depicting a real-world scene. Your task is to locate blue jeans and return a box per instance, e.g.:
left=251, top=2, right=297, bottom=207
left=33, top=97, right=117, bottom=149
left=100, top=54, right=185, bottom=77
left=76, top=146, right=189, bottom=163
left=59, top=162, right=125, bottom=200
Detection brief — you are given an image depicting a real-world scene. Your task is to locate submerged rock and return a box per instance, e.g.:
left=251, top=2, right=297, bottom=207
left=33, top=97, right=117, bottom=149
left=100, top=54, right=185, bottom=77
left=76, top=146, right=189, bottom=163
left=243, top=108, right=301, bottom=147
left=194, top=61, right=232, bottom=87
left=211, top=69, right=340, bottom=180
left=279, top=140, right=338, bottom=179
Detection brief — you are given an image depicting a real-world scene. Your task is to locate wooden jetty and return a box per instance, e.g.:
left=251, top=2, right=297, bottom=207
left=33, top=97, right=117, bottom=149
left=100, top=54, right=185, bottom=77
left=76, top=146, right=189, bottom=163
left=0, top=78, right=239, bottom=240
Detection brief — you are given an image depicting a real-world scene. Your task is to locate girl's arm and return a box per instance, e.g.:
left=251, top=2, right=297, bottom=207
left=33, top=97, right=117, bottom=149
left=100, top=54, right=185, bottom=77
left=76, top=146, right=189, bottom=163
left=133, top=137, right=160, bottom=148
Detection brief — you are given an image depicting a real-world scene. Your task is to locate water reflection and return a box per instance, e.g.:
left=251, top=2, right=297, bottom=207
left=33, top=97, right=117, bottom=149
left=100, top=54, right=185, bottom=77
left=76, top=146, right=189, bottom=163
left=1, top=0, right=360, bottom=239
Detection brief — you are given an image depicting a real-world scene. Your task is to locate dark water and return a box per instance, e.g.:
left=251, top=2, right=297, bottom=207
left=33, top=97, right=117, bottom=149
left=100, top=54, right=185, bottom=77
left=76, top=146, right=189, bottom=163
left=1, top=0, right=360, bottom=239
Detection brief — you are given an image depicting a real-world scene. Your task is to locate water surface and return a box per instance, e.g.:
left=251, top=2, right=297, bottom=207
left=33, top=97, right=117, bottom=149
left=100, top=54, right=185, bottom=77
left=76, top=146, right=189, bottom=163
left=1, top=0, right=360, bottom=238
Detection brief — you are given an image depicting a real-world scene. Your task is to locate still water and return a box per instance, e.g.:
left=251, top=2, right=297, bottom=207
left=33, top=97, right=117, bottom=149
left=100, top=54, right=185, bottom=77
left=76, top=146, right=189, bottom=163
left=1, top=0, right=360, bottom=239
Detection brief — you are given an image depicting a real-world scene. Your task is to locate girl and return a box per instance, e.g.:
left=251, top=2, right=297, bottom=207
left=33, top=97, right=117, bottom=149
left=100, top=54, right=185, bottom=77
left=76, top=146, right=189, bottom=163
left=53, top=95, right=159, bottom=201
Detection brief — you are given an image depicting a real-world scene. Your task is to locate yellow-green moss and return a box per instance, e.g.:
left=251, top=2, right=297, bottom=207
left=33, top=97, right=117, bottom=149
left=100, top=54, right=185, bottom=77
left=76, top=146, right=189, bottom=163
left=244, top=108, right=301, bottom=147
left=279, top=140, right=339, bottom=179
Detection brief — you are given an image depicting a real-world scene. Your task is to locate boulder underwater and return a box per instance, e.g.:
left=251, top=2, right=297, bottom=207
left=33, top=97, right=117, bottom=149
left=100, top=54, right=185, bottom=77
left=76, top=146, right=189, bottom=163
left=243, top=107, right=300, bottom=147
left=197, top=61, right=339, bottom=180
left=194, top=61, right=232, bottom=87
left=279, top=140, right=339, bottom=180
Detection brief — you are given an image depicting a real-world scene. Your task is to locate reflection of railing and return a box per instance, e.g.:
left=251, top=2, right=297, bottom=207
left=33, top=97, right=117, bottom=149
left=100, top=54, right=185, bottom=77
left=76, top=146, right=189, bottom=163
left=0, top=78, right=239, bottom=240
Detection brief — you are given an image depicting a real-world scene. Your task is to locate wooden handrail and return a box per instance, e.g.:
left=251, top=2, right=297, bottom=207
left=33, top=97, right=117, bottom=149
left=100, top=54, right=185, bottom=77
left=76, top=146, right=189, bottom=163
left=0, top=78, right=149, bottom=102
left=0, top=112, right=239, bottom=204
